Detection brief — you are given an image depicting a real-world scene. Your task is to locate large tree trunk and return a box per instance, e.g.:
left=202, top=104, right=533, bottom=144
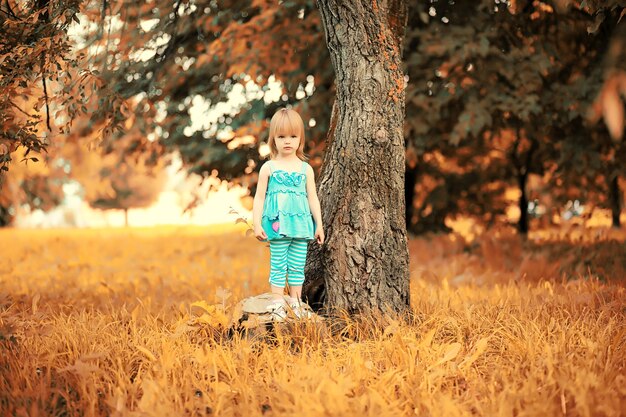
left=303, top=0, right=410, bottom=314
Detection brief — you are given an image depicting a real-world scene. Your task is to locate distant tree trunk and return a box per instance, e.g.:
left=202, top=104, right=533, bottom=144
left=609, top=174, right=621, bottom=228
left=405, top=164, right=418, bottom=231
left=411, top=211, right=452, bottom=235
left=124, top=208, right=129, bottom=227
left=518, top=171, right=529, bottom=235
left=304, top=0, right=410, bottom=314
left=512, top=130, right=537, bottom=236
left=0, top=205, right=12, bottom=227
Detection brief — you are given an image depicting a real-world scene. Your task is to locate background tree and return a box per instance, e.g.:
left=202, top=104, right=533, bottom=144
left=74, top=0, right=332, bottom=187
left=65, top=135, right=167, bottom=227
left=5, top=0, right=625, bottom=235
left=0, top=80, right=69, bottom=226
left=404, top=0, right=625, bottom=235
left=543, top=0, right=626, bottom=228
left=0, top=0, right=127, bottom=225
left=551, top=0, right=626, bottom=141
left=0, top=147, right=65, bottom=226
left=0, top=0, right=122, bottom=170
left=404, top=1, right=532, bottom=234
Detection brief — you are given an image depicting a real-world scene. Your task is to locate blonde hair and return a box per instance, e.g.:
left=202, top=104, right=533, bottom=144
left=267, top=108, right=307, bottom=160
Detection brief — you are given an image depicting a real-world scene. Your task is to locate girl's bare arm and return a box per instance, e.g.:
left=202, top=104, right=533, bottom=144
left=252, top=163, right=270, bottom=237
left=306, top=165, right=323, bottom=230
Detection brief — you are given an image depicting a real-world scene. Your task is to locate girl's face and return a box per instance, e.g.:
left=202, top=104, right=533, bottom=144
left=268, top=108, right=306, bottom=159
left=274, top=133, right=301, bottom=156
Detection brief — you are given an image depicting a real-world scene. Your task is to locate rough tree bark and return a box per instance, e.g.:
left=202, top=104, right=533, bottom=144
left=303, top=0, right=410, bottom=314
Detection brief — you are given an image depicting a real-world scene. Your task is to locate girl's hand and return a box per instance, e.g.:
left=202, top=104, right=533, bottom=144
left=315, top=227, right=325, bottom=245
left=254, top=226, right=268, bottom=241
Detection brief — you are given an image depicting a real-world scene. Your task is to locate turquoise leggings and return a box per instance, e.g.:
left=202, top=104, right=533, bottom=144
left=269, top=238, right=309, bottom=287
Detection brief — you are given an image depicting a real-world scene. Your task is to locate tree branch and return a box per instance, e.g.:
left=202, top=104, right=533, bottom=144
left=4, top=0, right=19, bottom=20
left=42, top=68, right=52, bottom=131
left=9, top=99, right=32, bottom=117
left=160, top=0, right=183, bottom=62
left=0, top=6, right=13, bottom=18
left=36, top=0, right=51, bottom=132
left=145, top=0, right=184, bottom=88
left=101, top=0, right=108, bottom=24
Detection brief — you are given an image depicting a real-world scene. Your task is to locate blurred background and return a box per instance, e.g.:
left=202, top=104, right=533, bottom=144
left=1, top=0, right=625, bottom=233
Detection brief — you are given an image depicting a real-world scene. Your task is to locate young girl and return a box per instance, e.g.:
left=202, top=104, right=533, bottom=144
left=252, top=108, right=324, bottom=311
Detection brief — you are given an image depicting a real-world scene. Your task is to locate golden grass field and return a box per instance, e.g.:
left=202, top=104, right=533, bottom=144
left=1, top=224, right=625, bottom=417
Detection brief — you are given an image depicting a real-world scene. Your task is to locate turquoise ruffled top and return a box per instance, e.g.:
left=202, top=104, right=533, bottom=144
left=262, top=160, right=315, bottom=241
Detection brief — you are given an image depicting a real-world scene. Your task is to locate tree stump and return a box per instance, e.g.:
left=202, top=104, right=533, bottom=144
left=229, top=293, right=323, bottom=339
